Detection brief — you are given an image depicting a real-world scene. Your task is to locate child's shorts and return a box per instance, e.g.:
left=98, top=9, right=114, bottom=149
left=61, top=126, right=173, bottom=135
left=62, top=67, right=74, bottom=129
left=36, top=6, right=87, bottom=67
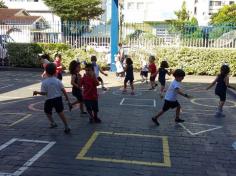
left=44, top=96, right=64, bottom=114
left=158, top=79, right=166, bottom=86
left=124, top=77, right=134, bottom=84
left=97, top=76, right=103, bottom=82
left=215, top=92, right=226, bottom=101
left=72, top=88, right=83, bottom=102
left=162, top=100, right=180, bottom=112
left=84, top=100, right=99, bottom=112
left=150, top=75, right=156, bottom=82
left=140, top=71, right=148, bottom=77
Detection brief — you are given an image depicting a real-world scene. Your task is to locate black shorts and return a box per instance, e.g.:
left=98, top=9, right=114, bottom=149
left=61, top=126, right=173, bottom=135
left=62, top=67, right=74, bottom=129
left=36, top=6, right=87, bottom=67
left=215, top=92, right=226, bottom=101
left=150, top=75, right=156, bottom=82
left=140, top=71, right=148, bottom=77
left=72, top=88, right=83, bottom=102
left=159, top=79, right=166, bottom=86
left=84, top=100, right=99, bottom=112
left=44, top=96, right=64, bottom=114
left=162, top=100, right=180, bottom=112
left=57, top=73, right=62, bottom=80
left=97, top=76, right=103, bottom=82
left=124, top=77, right=134, bottom=84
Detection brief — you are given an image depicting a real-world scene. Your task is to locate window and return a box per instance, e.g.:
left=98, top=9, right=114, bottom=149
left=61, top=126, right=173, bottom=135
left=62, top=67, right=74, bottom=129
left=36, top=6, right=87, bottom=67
left=210, top=1, right=222, bottom=6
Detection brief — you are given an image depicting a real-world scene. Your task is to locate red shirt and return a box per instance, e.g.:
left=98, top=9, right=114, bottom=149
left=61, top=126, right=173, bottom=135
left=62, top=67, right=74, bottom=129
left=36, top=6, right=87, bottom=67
left=80, top=74, right=98, bottom=100
left=149, top=63, right=157, bottom=74
left=54, top=60, right=62, bottom=74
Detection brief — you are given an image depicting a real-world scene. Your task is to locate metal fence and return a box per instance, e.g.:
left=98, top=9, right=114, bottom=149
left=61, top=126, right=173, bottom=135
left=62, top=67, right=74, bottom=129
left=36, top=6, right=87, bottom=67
left=1, top=21, right=236, bottom=65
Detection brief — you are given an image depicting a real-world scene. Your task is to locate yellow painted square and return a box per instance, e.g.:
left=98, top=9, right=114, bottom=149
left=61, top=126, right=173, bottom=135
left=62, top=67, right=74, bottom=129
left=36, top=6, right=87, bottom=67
left=76, top=131, right=171, bottom=167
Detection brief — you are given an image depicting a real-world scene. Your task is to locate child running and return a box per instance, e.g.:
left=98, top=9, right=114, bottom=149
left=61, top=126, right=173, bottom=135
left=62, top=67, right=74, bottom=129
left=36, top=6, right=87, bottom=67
left=152, top=69, right=191, bottom=126
left=123, top=57, right=134, bottom=95
left=148, top=55, right=158, bottom=90
left=206, top=64, right=235, bottom=117
left=54, top=53, right=63, bottom=80
left=140, top=58, right=149, bottom=83
left=158, top=60, right=171, bottom=99
left=80, top=63, right=101, bottom=123
left=91, top=55, right=108, bottom=91
left=38, top=53, right=50, bottom=78
left=68, top=60, right=87, bottom=114
left=33, top=63, right=71, bottom=133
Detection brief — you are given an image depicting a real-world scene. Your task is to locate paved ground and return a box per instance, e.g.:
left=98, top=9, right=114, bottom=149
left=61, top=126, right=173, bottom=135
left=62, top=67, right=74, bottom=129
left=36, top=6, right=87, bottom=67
left=0, top=70, right=236, bottom=176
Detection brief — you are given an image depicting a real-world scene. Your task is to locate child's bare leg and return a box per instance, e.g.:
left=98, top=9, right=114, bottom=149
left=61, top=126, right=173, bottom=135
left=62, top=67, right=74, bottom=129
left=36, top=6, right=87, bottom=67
left=175, top=106, right=181, bottom=119
left=57, top=112, right=69, bottom=128
left=80, top=103, right=86, bottom=113
left=71, top=100, right=79, bottom=106
left=130, top=82, right=134, bottom=93
left=152, top=110, right=165, bottom=125
left=46, top=113, right=55, bottom=124
left=123, top=81, right=127, bottom=92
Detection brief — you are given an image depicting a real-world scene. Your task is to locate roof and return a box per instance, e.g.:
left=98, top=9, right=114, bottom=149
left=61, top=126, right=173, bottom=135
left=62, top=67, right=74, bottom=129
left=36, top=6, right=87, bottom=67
left=0, top=8, right=42, bottom=24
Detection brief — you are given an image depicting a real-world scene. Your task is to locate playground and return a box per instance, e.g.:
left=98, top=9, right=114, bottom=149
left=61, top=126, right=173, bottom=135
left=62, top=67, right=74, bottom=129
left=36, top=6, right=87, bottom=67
left=0, top=70, right=236, bottom=176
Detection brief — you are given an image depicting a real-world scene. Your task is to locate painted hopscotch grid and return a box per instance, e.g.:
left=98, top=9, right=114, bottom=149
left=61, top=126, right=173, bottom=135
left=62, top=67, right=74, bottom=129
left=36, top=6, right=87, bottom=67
left=76, top=131, right=171, bottom=167
left=0, top=113, right=32, bottom=127
left=0, top=138, right=56, bottom=176
left=120, top=98, right=156, bottom=107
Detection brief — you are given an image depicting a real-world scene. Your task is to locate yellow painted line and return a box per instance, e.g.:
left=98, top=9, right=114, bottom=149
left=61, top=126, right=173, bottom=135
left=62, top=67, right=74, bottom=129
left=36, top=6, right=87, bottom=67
left=9, top=114, right=32, bottom=127
left=76, top=131, right=171, bottom=167
left=76, top=131, right=99, bottom=158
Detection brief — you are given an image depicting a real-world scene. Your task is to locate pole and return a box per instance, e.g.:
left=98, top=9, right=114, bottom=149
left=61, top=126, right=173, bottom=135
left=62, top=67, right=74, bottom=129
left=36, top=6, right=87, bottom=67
left=110, top=0, right=119, bottom=72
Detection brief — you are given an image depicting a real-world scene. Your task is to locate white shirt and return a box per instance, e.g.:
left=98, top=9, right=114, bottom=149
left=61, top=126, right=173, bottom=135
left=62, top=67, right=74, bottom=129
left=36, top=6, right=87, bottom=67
left=41, top=77, right=64, bottom=100
left=141, top=59, right=148, bottom=72
left=165, top=80, right=181, bottom=101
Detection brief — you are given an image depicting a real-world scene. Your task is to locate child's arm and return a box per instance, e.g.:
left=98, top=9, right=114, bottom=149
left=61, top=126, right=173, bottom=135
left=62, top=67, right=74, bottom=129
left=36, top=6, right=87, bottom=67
left=33, top=91, right=47, bottom=96
left=61, top=88, right=70, bottom=103
left=99, top=68, right=108, bottom=76
left=176, top=88, right=192, bottom=99
left=206, top=76, right=217, bottom=90
left=71, top=75, right=79, bottom=88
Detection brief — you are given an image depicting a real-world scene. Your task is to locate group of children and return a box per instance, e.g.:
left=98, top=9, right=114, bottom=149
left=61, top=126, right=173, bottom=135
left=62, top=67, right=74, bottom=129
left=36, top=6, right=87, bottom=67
left=34, top=52, right=235, bottom=133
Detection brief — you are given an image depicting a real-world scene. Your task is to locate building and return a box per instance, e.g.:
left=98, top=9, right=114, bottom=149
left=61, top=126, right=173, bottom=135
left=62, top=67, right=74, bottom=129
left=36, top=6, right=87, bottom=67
left=188, top=0, right=236, bottom=26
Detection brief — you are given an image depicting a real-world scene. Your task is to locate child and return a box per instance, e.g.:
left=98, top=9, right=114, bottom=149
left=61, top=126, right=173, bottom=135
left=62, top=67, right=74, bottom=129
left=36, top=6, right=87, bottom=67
left=123, top=57, right=134, bottom=95
left=152, top=69, right=191, bottom=126
left=140, top=58, right=148, bottom=83
left=80, top=63, right=101, bottom=123
left=33, top=63, right=71, bottom=133
left=54, top=53, right=63, bottom=80
left=206, top=64, right=235, bottom=117
left=68, top=60, right=87, bottom=114
left=158, top=60, right=171, bottom=99
left=91, top=55, right=108, bottom=91
left=148, top=55, right=158, bottom=90
left=38, top=53, right=50, bottom=78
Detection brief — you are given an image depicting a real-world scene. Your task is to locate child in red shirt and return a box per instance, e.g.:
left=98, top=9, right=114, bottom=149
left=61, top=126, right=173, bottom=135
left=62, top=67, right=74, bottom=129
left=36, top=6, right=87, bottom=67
left=148, top=55, right=158, bottom=90
left=54, top=54, right=63, bottom=80
left=80, top=63, right=101, bottom=123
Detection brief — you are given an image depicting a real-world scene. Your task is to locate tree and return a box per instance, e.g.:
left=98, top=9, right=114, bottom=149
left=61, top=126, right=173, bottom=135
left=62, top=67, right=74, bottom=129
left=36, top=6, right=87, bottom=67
left=43, top=0, right=104, bottom=21
left=0, top=0, right=7, bottom=8
left=174, top=0, right=189, bottom=23
left=210, top=4, right=236, bottom=25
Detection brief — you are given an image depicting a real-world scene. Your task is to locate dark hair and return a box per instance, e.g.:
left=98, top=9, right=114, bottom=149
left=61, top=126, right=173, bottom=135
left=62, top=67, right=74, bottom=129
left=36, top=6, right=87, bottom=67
left=126, top=57, right=133, bottom=65
left=54, top=53, right=62, bottom=59
left=149, top=55, right=155, bottom=61
left=160, top=61, right=169, bottom=68
left=69, top=60, right=80, bottom=74
left=173, top=69, right=185, bottom=78
left=85, top=63, right=94, bottom=71
left=45, top=63, right=56, bottom=75
left=220, top=64, right=230, bottom=77
left=118, top=43, right=122, bottom=47
left=38, top=53, right=50, bottom=60
left=91, top=55, right=97, bottom=61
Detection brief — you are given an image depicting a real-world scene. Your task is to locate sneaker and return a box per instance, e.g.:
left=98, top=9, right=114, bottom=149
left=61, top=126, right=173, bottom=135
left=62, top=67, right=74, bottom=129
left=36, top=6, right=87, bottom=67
left=80, top=111, right=87, bottom=115
left=152, top=117, right=160, bottom=126
left=64, top=127, right=71, bottom=134
left=68, top=103, right=73, bottom=111
left=175, top=118, right=185, bottom=123
left=102, top=87, right=107, bottom=91
left=94, top=117, right=102, bottom=123
left=49, top=123, right=58, bottom=128
left=155, top=83, right=158, bottom=87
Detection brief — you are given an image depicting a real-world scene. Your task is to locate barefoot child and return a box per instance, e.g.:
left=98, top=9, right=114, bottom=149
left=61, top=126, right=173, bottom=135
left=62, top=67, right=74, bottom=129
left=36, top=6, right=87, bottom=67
left=33, top=63, right=71, bottom=133
left=152, top=69, right=191, bottom=126
left=80, top=63, right=101, bottom=123
left=68, top=60, right=86, bottom=114
left=206, top=64, right=235, bottom=117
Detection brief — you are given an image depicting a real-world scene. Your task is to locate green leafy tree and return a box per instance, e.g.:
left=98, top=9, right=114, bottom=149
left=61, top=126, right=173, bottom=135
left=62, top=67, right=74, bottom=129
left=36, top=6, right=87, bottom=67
left=0, top=0, right=7, bottom=8
left=211, top=4, right=236, bottom=25
left=43, top=0, right=104, bottom=21
left=174, top=0, right=189, bottom=23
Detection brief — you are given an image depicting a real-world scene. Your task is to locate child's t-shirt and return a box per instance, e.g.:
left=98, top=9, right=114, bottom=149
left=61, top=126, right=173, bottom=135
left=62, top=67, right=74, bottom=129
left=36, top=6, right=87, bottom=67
left=92, top=62, right=100, bottom=78
left=54, top=60, right=62, bottom=74
left=80, top=74, right=98, bottom=100
left=158, top=68, right=168, bottom=81
left=141, top=60, right=148, bottom=72
left=41, top=77, right=64, bottom=100
left=165, top=80, right=181, bottom=101
left=149, top=63, right=157, bottom=75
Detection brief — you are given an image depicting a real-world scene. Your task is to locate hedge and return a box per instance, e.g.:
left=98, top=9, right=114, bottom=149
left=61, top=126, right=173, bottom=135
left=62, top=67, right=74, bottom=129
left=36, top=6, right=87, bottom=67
left=6, top=43, right=236, bottom=76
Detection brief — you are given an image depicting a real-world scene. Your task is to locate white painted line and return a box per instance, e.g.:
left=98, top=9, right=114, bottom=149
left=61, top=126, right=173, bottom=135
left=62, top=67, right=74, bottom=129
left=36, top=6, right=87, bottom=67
left=191, top=98, right=236, bottom=108
left=120, top=98, right=125, bottom=105
left=0, top=97, right=33, bottom=105
left=0, top=138, right=56, bottom=176
left=232, top=142, right=236, bottom=150
left=112, top=90, right=142, bottom=96
left=178, top=123, right=194, bottom=135
left=121, top=103, right=155, bottom=107
left=154, top=99, right=156, bottom=107
left=8, top=114, right=32, bottom=127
